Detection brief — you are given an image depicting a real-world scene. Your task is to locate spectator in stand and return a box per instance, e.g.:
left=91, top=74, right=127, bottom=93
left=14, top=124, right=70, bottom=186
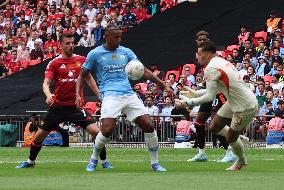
left=266, top=10, right=281, bottom=33
left=247, top=65, right=257, bottom=85
left=160, top=0, right=176, bottom=12
left=255, top=37, right=267, bottom=58
left=30, top=39, right=44, bottom=62
left=171, top=99, right=189, bottom=121
left=0, top=60, right=7, bottom=78
left=84, top=1, right=97, bottom=23
left=256, top=83, right=267, bottom=108
left=239, top=58, right=251, bottom=79
left=92, top=21, right=104, bottom=46
left=44, top=30, right=58, bottom=53
left=44, top=46, right=56, bottom=59
left=133, top=83, right=145, bottom=101
left=266, top=89, right=278, bottom=110
left=78, top=29, right=93, bottom=47
left=243, top=75, right=255, bottom=92
left=263, top=48, right=271, bottom=63
left=178, top=74, right=190, bottom=88
left=255, top=56, right=271, bottom=77
left=145, top=95, right=159, bottom=116
left=240, top=39, right=253, bottom=58
left=274, top=99, right=284, bottom=118
left=183, top=65, right=195, bottom=85
left=121, top=4, right=137, bottom=31
left=267, top=61, right=280, bottom=76
left=168, top=73, right=177, bottom=90
left=271, top=47, right=283, bottom=65
left=272, top=73, right=284, bottom=91
left=146, top=0, right=161, bottom=16
left=161, top=96, right=174, bottom=141
left=232, top=48, right=242, bottom=64
left=133, top=2, right=148, bottom=23
left=238, top=25, right=251, bottom=46
left=10, top=49, right=21, bottom=73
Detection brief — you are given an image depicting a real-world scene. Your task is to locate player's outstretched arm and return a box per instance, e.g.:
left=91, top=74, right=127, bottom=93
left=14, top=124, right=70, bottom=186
left=143, top=68, right=173, bottom=94
left=42, top=78, right=54, bottom=105
left=76, top=69, right=89, bottom=108
left=85, top=72, right=100, bottom=98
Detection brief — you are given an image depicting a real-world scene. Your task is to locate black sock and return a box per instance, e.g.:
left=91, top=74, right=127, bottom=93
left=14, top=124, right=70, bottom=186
left=29, top=141, right=42, bottom=161
left=99, top=146, right=106, bottom=160
left=196, top=123, right=206, bottom=149
left=217, top=135, right=229, bottom=150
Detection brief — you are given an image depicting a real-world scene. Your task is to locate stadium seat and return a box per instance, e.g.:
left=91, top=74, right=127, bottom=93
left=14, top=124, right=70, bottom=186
left=254, top=31, right=268, bottom=42
left=136, top=83, right=148, bottom=94
left=226, top=45, right=239, bottom=51
left=182, top=64, right=196, bottom=75
left=165, top=70, right=180, bottom=82
left=262, top=75, right=273, bottom=83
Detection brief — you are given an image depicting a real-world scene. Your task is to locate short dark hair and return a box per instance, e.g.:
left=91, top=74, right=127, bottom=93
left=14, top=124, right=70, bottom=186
left=59, top=31, right=73, bottom=43
left=105, top=23, right=120, bottom=33
left=199, top=41, right=216, bottom=54
left=168, top=73, right=176, bottom=79
left=196, top=31, right=209, bottom=38
left=243, top=75, right=250, bottom=80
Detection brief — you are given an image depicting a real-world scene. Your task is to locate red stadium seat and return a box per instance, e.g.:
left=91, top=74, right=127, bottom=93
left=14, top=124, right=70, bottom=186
left=165, top=70, right=180, bottom=82
left=262, top=75, right=273, bottom=83
left=182, top=64, right=196, bottom=75
left=254, top=31, right=268, bottom=42
left=136, top=83, right=148, bottom=94
left=226, top=45, right=239, bottom=51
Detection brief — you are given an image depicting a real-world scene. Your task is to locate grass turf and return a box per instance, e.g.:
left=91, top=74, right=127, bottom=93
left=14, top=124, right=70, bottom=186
left=0, top=147, right=283, bottom=190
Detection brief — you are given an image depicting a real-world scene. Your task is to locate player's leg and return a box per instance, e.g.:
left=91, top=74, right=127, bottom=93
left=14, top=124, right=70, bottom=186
left=211, top=111, right=236, bottom=163
left=188, top=109, right=211, bottom=162
left=69, top=107, right=113, bottom=171
left=135, top=114, right=166, bottom=172
left=125, top=94, right=166, bottom=171
left=16, top=108, right=61, bottom=168
left=225, top=108, right=256, bottom=170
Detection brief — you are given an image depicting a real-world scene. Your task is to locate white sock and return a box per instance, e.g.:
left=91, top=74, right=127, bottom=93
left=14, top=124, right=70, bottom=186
left=229, top=138, right=245, bottom=161
left=199, top=148, right=205, bottom=155
left=27, top=159, right=35, bottom=164
left=145, top=131, right=159, bottom=165
left=91, top=132, right=109, bottom=160
left=225, top=148, right=233, bottom=156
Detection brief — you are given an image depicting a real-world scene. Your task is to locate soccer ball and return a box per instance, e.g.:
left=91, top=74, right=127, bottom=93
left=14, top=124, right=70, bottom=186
left=125, top=60, right=145, bottom=80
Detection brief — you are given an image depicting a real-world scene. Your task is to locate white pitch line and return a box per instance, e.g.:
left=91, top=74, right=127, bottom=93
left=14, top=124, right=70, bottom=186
left=0, top=158, right=276, bottom=164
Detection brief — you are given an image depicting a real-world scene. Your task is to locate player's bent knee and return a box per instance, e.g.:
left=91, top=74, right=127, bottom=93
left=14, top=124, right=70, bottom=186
left=86, top=124, right=99, bottom=137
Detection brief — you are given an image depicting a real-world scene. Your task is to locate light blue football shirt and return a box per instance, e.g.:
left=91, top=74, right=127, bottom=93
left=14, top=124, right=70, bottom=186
left=82, top=45, right=137, bottom=98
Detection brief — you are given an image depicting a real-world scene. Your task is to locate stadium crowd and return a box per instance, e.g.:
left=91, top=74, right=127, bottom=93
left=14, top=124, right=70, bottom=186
left=0, top=0, right=283, bottom=142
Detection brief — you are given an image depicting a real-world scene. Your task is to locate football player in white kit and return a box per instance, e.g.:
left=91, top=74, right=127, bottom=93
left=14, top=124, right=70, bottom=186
left=176, top=41, right=258, bottom=170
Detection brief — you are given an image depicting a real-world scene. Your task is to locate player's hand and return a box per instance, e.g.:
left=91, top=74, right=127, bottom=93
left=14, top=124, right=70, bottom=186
left=46, top=94, right=54, bottom=105
left=75, top=95, right=83, bottom=109
left=179, top=94, right=194, bottom=106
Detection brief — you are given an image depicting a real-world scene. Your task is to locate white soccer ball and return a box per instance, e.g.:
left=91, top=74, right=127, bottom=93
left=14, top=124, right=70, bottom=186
left=125, top=60, right=145, bottom=80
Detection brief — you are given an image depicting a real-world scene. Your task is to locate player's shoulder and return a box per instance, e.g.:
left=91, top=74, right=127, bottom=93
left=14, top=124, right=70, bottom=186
left=73, top=54, right=86, bottom=61
left=87, top=45, right=105, bottom=57
left=118, top=45, right=133, bottom=53
left=47, top=55, right=62, bottom=67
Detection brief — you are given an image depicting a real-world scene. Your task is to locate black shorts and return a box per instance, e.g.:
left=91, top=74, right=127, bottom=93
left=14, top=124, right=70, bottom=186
left=198, top=94, right=226, bottom=113
left=40, top=106, right=95, bottom=132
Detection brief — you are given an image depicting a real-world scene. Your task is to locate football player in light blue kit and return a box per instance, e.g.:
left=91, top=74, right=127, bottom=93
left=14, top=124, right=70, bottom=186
left=76, top=24, right=173, bottom=172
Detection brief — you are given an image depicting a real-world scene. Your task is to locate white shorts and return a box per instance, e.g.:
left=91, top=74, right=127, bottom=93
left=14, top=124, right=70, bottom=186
left=101, top=94, right=148, bottom=122
left=217, top=102, right=257, bottom=131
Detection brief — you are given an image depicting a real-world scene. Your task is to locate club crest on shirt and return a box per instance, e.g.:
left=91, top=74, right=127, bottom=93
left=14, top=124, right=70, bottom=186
left=68, top=70, right=75, bottom=77
left=112, top=54, right=117, bottom=60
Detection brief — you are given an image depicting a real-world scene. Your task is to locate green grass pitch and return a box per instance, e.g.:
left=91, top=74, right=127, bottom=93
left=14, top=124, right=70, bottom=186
left=0, top=147, right=283, bottom=190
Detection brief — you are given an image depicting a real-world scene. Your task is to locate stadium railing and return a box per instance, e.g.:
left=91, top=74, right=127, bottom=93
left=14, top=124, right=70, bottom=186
left=0, top=114, right=270, bottom=146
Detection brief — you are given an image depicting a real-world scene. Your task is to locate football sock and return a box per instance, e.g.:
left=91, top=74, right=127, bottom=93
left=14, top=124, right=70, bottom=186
left=145, top=131, right=159, bottom=165
left=91, top=132, right=109, bottom=160
left=28, top=140, right=42, bottom=161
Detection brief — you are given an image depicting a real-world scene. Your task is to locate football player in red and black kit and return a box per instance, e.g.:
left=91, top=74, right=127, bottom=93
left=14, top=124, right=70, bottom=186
left=16, top=31, right=113, bottom=170
left=185, top=31, right=236, bottom=162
